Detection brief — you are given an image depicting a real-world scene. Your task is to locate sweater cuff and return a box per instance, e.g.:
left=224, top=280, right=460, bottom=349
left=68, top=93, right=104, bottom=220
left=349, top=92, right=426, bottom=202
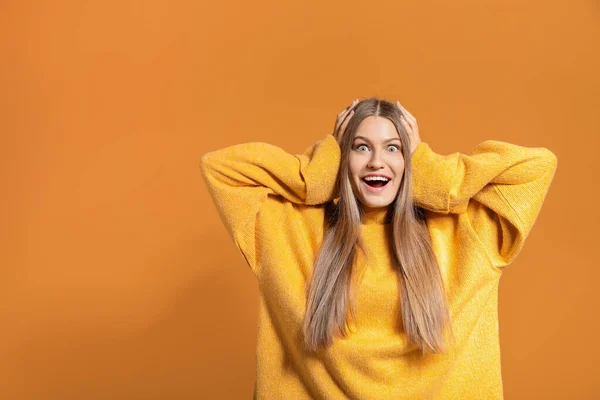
left=304, top=134, right=341, bottom=205
left=410, top=142, right=456, bottom=213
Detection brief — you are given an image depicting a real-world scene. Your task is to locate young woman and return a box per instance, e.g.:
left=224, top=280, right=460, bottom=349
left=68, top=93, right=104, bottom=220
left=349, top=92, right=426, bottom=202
left=200, top=98, right=557, bottom=399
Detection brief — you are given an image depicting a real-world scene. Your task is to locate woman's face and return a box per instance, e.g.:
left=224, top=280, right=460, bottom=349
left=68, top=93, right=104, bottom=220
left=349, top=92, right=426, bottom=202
left=348, top=116, right=405, bottom=210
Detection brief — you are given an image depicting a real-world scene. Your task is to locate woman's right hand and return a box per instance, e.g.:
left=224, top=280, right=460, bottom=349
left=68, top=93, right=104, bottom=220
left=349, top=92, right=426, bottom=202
left=333, top=99, right=359, bottom=144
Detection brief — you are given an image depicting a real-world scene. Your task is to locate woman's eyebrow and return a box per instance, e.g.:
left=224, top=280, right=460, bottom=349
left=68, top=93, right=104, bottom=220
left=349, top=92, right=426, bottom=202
left=353, top=136, right=401, bottom=143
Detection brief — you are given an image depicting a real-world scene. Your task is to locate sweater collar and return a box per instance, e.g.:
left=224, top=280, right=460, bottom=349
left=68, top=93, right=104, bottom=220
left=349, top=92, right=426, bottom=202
left=360, top=206, right=392, bottom=225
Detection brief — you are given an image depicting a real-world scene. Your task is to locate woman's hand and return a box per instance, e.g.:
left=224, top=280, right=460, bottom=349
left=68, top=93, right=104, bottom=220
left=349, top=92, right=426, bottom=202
left=333, top=99, right=358, bottom=144
left=396, top=101, right=422, bottom=155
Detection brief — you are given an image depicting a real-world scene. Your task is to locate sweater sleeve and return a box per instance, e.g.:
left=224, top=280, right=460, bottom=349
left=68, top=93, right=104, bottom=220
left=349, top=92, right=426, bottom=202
left=199, top=134, right=341, bottom=270
left=410, top=140, right=558, bottom=269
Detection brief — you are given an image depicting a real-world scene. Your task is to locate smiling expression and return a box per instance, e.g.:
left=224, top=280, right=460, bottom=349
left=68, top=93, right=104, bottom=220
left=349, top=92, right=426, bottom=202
left=348, top=116, right=405, bottom=210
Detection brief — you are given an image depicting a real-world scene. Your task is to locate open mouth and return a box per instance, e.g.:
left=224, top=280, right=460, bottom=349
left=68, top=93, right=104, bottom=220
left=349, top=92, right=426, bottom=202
left=362, top=177, right=390, bottom=188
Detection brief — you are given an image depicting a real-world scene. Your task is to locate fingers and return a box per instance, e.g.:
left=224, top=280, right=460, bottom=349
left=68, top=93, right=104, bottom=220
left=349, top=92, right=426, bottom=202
left=399, top=114, right=411, bottom=130
left=397, top=106, right=413, bottom=131
left=335, top=109, right=354, bottom=141
left=344, top=99, right=359, bottom=117
left=335, top=109, right=353, bottom=133
left=339, top=109, right=354, bottom=134
left=337, top=99, right=358, bottom=117
left=396, top=101, right=422, bottom=153
left=396, top=101, right=416, bottom=124
left=335, top=100, right=357, bottom=128
left=334, top=99, right=359, bottom=139
left=397, top=101, right=416, bottom=134
left=345, top=99, right=358, bottom=117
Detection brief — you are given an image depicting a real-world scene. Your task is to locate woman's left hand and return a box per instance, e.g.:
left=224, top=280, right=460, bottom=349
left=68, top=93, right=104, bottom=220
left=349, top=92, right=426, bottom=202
left=396, top=101, right=422, bottom=155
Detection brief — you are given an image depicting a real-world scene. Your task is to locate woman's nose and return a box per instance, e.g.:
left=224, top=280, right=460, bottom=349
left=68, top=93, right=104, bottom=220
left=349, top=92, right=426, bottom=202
left=367, top=153, right=383, bottom=168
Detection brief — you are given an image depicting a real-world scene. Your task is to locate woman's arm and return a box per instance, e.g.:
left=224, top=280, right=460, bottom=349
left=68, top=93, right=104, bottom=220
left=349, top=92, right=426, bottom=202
left=411, top=140, right=558, bottom=269
left=199, top=134, right=340, bottom=269
left=397, top=100, right=557, bottom=269
left=200, top=101, right=356, bottom=271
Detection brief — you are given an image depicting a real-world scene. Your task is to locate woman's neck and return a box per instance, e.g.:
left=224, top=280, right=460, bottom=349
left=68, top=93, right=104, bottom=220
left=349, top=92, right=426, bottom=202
left=360, top=205, right=392, bottom=225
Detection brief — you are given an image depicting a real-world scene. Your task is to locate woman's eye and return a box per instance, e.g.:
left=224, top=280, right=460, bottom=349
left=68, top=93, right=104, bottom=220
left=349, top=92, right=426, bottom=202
left=354, top=144, right=400, bottom=152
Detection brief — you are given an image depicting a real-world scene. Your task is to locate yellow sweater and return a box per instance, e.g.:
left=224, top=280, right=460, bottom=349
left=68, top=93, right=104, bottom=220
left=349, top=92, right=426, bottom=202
left=200, top=133, right=557, bottom=400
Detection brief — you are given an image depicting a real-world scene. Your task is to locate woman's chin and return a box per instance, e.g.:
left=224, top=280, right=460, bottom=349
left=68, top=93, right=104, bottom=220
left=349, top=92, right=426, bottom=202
left=358, top=196, right=393, bottom=209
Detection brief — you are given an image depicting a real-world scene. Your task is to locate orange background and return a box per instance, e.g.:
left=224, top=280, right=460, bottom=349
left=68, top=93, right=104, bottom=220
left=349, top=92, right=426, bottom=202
left=1, top=1, right=598, bottom=399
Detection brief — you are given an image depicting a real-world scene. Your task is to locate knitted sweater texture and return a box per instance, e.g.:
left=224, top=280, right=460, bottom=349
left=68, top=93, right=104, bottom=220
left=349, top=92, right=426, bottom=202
left=200, top=133, right=557, bottom=399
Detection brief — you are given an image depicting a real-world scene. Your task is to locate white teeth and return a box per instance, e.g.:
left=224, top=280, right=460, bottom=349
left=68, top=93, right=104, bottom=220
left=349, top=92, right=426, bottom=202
left=363, top=176, right=390, bottom=182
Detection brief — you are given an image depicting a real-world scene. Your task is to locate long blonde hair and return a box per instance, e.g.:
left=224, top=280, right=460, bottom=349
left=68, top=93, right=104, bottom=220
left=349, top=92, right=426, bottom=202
left=302, top=98, right=453, bottom=354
